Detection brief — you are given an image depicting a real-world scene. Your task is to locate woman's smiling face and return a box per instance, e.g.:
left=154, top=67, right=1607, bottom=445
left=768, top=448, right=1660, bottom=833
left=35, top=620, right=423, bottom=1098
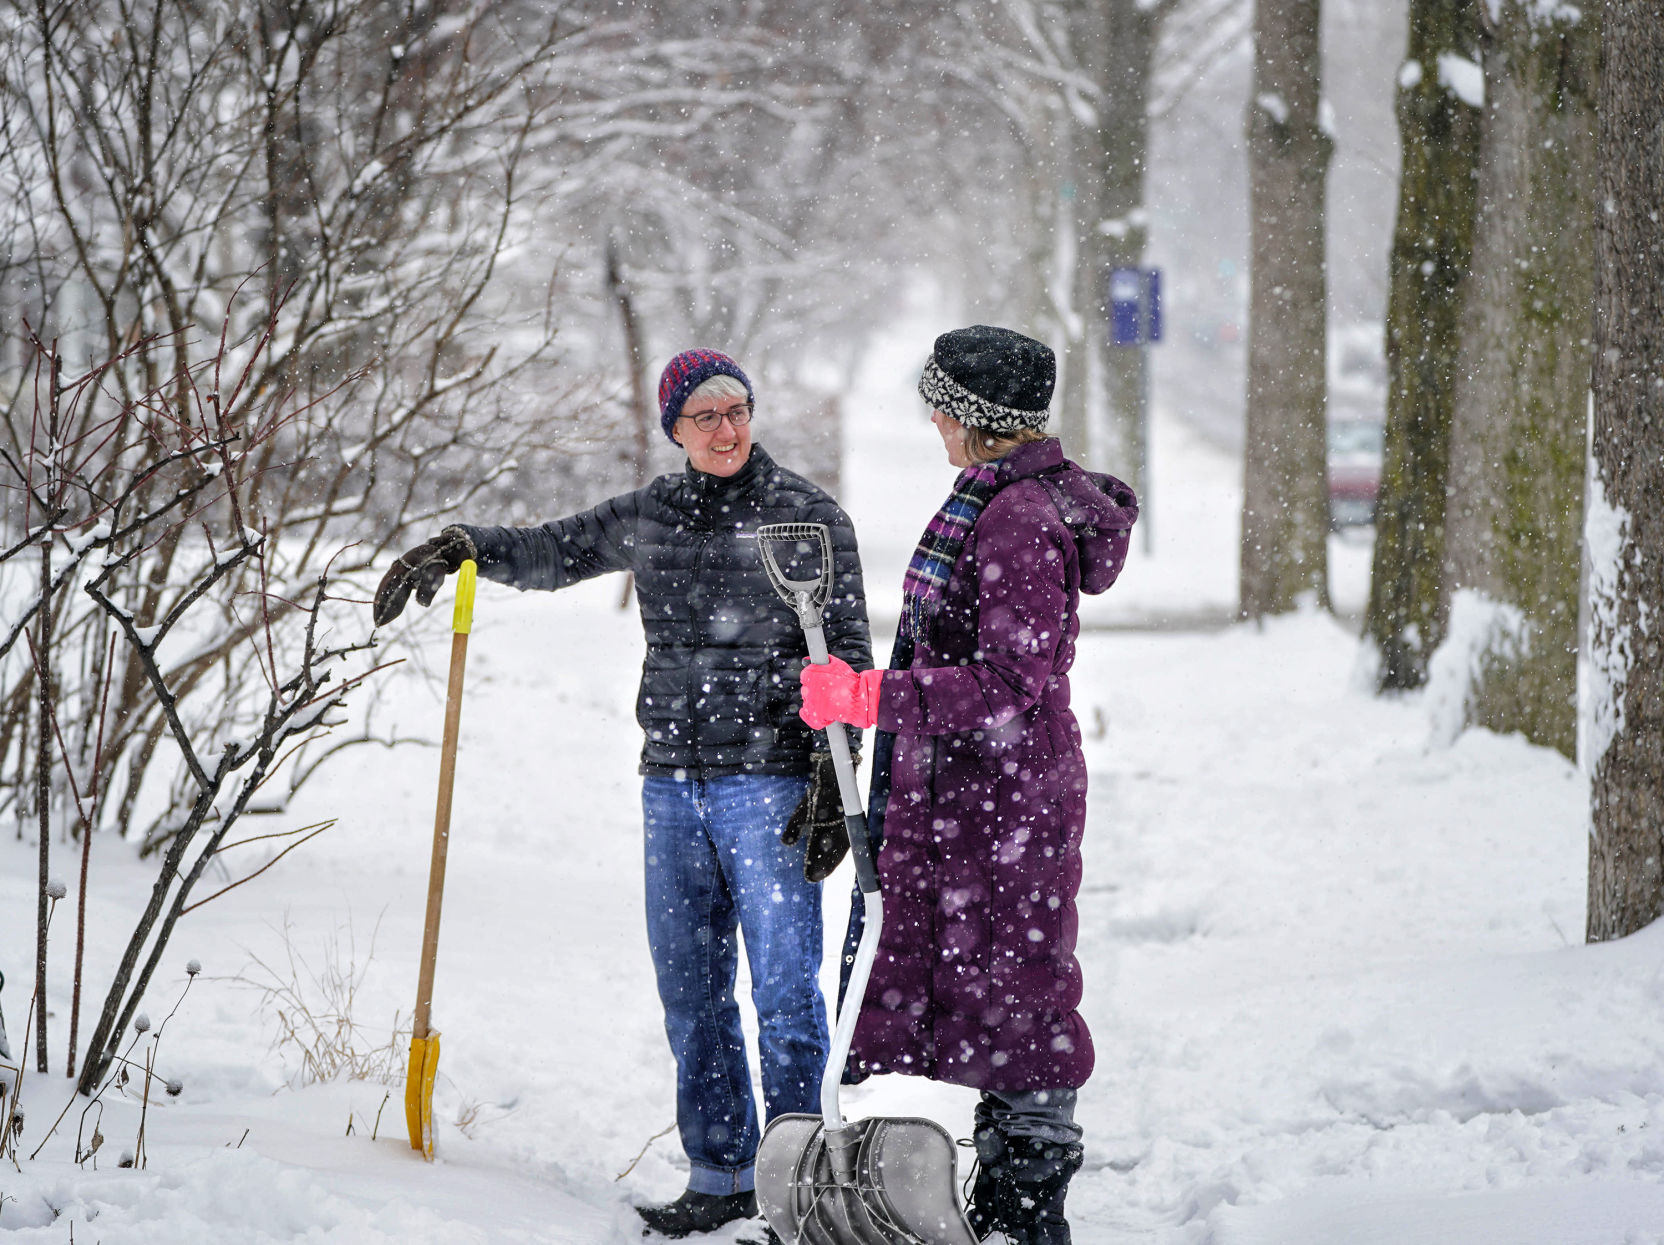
left=674, top=396, right=753, bottom=477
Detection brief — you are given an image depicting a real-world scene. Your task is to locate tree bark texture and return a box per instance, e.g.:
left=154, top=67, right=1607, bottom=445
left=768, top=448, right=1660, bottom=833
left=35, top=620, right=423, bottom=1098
left=35, top=530, right=51, bottom=1073
left=34, top=363, right=59, bottom=1075
left=605, top=238, right=652, bottom=493
left=1442, top=2, right=1599, bottom=758
left=1055, top=0, right=1105, bottom=467
left=1240, top=0, right=1333, bottom=619
left=1586, top=0, right=1664, bottom=942
left=1017, top=91, right=1069, bottom=375
left=605, top=237, right=650, bottom=611
left=1060, top=0, right=1163, bottom=481
left=1365, top=0, right=1482, bottom=690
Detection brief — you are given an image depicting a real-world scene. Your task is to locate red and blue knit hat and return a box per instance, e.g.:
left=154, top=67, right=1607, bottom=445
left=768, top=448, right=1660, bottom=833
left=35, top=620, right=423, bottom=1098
left=657, top=348, right=754, bottom=441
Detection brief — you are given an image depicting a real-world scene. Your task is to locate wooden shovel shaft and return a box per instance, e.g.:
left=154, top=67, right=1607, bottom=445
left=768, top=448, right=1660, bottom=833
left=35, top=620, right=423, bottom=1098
left=413, top=561, right=476, bottom=1040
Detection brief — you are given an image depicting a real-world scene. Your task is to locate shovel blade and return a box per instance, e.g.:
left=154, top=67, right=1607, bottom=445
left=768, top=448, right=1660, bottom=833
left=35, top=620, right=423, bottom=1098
left=405, top=1031, right=440, bottom=1158
left=756, top=1113, right=980, bottom=1245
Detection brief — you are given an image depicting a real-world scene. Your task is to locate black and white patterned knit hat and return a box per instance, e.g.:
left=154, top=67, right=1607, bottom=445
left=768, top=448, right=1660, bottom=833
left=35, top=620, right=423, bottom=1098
left=917, top=325, right=1055, bottom=434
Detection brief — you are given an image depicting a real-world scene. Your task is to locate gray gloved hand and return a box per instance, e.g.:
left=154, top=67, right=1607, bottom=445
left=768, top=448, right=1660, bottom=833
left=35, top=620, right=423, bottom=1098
left=372, top=526, right=477, bottom=626
left=782, top=752, right=849, bottom=883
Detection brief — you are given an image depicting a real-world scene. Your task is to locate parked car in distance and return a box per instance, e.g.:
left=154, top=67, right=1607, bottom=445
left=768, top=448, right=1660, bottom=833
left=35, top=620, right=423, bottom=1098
left=1328, top=417, right=1384, bottom=529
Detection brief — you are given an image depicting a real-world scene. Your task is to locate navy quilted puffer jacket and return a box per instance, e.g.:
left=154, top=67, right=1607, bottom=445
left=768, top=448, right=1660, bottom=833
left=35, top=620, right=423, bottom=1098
left=461, top=445, right=871, bottom=778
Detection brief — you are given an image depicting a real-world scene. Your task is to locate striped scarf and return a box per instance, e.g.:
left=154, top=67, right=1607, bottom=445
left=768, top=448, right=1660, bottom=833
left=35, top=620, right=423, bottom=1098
left=899, top=462, right=1001, bottom=644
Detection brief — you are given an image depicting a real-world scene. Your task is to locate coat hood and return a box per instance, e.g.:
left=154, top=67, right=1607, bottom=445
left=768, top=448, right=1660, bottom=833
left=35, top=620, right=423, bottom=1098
left=997, top=439, right=1139, bottom=596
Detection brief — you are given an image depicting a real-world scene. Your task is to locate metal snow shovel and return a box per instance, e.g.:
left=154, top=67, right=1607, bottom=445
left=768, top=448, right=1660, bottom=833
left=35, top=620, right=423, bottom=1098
left=406, top=558, right=477, bottom=1160
left=751, top=524, right=978, bottom=1245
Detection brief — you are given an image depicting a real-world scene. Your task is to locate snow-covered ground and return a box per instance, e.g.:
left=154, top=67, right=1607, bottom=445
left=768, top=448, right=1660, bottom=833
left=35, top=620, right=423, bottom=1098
left=4, top=312, right=1662, bottom=1244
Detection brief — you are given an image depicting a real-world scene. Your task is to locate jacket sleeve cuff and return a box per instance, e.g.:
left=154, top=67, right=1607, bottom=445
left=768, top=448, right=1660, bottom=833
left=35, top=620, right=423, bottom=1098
left=441, top=524, right=479, bottom=561
left=859, top=668, right=885, bottom=729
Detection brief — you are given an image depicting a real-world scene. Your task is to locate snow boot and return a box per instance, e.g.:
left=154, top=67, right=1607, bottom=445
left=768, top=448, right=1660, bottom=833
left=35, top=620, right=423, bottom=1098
left=637, top=1189, right=757, bottom=1238
left=966, top=1126, right=1083, bottom=1245
left=966, top=1123, right=1005, bottom=1239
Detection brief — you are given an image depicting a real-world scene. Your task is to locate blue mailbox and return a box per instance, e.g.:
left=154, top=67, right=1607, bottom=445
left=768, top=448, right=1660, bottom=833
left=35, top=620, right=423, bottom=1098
left=1107, top=267, right=1162, bottom=347
left=1109, top=268, right=1142, bottom=346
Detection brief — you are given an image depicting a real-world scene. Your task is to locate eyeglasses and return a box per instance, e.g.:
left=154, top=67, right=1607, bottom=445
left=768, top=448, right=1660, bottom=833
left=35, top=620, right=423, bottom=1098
left=680, top=403, right=754, bottom=432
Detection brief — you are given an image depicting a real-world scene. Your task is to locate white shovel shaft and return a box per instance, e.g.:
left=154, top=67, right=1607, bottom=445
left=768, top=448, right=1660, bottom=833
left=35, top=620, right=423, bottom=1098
left=822, top=889, right=883, bottom=1129
left=800, top=612, right=884, bottom=1131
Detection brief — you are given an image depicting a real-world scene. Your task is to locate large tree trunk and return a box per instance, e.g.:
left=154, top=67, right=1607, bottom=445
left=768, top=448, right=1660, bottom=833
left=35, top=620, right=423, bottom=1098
left=1365, top=0, right=1482, bottom=690
left=1017, top=99, right=1068, bottom=381
left=1439, top=1, right=1599, bottom=758
left=1239, top=0, right=1332, bottom=620
left=1060, top=0, right=1163, bottom=481
left=1056, top=9, right=1104, bottom=468
left=1585, top=0, right=1664, bottom=943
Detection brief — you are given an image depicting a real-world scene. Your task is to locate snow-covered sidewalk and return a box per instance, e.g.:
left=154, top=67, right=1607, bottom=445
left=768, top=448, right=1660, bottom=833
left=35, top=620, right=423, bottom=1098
left=9, top=583, right=1657, bottom=1244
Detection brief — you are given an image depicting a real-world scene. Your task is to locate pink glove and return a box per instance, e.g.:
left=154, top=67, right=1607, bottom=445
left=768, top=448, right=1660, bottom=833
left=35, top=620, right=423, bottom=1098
left=799, top=656, right=883, bottom=730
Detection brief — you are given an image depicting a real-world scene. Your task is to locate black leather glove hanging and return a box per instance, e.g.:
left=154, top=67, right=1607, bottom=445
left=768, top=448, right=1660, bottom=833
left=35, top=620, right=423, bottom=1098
left=373, top=526, right=477, bottom=626
left=781, top=752, right=850, bottom=883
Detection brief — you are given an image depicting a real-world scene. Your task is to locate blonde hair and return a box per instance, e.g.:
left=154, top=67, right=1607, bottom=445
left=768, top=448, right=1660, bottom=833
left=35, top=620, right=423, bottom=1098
left=961, top=423, right=1048, bottom=465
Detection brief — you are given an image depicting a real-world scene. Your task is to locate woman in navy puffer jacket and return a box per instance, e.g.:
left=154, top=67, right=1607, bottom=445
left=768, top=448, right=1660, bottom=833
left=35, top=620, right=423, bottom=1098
left=801, top=325, right=1137, bottom=1245
left=376, top=350, right=871, bottom=1240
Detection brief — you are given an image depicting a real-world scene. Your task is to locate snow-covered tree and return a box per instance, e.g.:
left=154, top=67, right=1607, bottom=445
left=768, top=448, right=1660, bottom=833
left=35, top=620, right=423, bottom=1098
left=2, top=320, right=377, bottom=1093
left=1438, top=0, right=1599, bottom=758
left=1239, top=0, right=1332, bottom=619
left=898, top=0, right=1232, bottom=480
left=1, top=0, right=576, bottom=831
left=914, top=0, right=1082, bottom=430
left=1364, top=0, right=1482, bottom=691
left=1057, top=0, right=1181, bottom=482
left=528, top=2, right=974, bottom=487
left=0, top=0, right=587, bottom=1087
left=1585, top=0, right=1664, bottom=942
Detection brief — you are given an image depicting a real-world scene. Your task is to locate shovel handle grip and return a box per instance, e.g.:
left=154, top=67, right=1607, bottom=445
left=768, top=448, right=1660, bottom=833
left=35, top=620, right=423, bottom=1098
left=452, top=560, right=477, bottom=634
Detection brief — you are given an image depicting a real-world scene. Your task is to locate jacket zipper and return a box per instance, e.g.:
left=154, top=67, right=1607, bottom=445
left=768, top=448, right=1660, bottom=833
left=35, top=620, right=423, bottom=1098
left=685, top=527, right=712, bottom=776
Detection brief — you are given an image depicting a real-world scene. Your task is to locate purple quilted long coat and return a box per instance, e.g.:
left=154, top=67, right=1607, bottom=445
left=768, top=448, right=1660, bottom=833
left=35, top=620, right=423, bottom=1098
left=850, top=438, right=1137, bottom=1092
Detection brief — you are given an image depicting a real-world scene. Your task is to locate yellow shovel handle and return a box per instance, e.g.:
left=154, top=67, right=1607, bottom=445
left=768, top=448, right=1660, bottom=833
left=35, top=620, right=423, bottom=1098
left=408, top=560, right=476, bottom=1158
left=452, top=559, right=476, bottom=634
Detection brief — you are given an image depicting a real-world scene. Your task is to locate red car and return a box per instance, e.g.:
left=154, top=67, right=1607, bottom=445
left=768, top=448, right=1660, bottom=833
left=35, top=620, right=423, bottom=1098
left=1328, top=418, right=1383, bottom=529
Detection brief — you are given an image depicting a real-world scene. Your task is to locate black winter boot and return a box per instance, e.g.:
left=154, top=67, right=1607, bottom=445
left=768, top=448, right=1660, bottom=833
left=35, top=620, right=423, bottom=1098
left=966, top=1130, right=1083, bottom=1245
left=966, top=1123, right=1008, bottom=1239
left=1027, top=1181, right=1075, bottom=1245
left=637, top=1189, right=757, bottom=1238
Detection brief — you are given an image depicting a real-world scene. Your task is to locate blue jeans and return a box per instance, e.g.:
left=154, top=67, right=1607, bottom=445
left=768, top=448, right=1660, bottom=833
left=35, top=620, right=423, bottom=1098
left=642, top=772, right=829, bottom=1196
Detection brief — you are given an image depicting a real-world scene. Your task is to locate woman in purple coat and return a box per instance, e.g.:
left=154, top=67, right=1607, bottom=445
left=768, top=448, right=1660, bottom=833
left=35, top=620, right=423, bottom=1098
left=800, top=325, right=1137, bottom=1245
